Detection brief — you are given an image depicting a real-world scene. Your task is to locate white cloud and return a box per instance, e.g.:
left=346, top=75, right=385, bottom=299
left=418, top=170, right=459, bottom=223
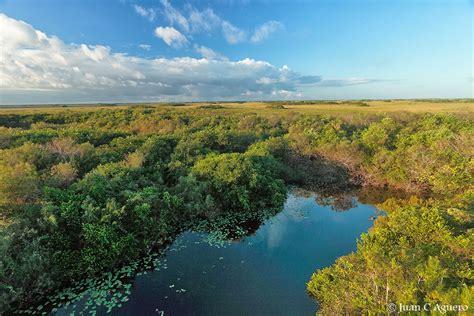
left=139, top=44, right=151, bottom=51
left=157, top=1, right=247, bottom=44
left=256, top=77, right=277, bottom=85
left=188, top=8, right=221, bottom=33
left=154, top=1, right=278, bottom=45
left=160, top=0, right=189, bottom=32
left=0, top=14, right=314, bottom=104
left=0, top=14, right=380, bottom=105
left=133, top=5, right=156, bottom=22
left=251, top=20, right=284, bottom=43
left=194, top=44, right=227, bottom=60
left=221, top=21, right=246, bottom=44
left=154, top=26, right=187, bottom=48
left=272, top=89, right=303, bottom=98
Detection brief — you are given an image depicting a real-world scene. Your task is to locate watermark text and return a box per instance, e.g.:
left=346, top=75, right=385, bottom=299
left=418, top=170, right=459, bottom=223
left=387, top=302, right=469, bottom=313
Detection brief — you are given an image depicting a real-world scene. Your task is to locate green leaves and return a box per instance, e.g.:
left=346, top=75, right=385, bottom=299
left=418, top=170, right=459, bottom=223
left=192, top=150, right=286, bottom=213
left=1, top=106, right=472, bottom=313
left=307, top=199, right=473, bottom=314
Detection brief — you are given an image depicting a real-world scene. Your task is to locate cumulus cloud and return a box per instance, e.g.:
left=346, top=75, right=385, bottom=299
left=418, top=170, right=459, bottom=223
left=251, top=20, right=284, bottom=43
left=133, top=5, right=156, bottom=22
left=0, top=14, right=382, bottom=105
left=154, top=26, right=187, bottom=48
left=0, top=14, right=315, bottom=104
left=256, top=77, right=277, bottom=85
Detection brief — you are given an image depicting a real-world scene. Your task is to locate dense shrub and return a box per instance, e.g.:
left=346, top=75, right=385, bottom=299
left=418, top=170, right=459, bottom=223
left=0, top=106, right=472, bottom=313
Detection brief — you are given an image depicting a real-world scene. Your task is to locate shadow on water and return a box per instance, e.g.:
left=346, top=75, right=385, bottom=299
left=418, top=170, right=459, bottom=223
left=37, top=188, right=384, bottom=316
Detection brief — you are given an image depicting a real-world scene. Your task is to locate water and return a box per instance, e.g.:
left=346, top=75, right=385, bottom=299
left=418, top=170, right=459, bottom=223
left=56, top=191, right=379, bottom=316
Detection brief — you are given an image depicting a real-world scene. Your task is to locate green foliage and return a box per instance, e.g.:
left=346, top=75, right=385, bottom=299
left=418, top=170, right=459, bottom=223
left=198, top=104, right=224, bottom=109
left=0, top=106, right=471, bottom=313
left=192, top=151, right=286, bottom=212
left=0, top=161, right=40, bottom=208
left=266, top=104, right=286, bottom=109
left=307, top=198, right=473, bottom=314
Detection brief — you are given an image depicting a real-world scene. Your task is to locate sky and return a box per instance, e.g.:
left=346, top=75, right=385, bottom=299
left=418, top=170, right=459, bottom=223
left=0, top=0, right=472, bottom=104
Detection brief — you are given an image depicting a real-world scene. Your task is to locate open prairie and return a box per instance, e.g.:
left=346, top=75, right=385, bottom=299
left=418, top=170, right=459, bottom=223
left=1, top=99, right=473, bottom=115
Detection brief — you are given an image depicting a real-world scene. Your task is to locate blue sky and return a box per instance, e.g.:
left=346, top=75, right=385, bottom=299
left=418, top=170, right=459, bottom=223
left=0, top=0, right=472, bottom=104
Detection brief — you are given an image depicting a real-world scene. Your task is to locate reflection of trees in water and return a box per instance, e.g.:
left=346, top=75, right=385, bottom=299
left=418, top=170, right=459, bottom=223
left=224, top=218, right=263, bottom=241
left=193, top=206, right=282, bottom=244
left=291, top=187, right=357, bottom=212
left=194, top=185, right=403, bottom=243
left=315, top=194, right=357, bottom=212
left=290, top=187, right=315, bottom=199
left=356, top=186, right=413, bottom=205
left=292, top=186, right=413, bottom=212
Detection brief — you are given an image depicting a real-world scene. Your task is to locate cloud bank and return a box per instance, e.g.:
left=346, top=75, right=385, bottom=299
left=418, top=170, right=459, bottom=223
left=0, top=14, right=382, bottom=104
left=0, top=14, right=316, bottom=104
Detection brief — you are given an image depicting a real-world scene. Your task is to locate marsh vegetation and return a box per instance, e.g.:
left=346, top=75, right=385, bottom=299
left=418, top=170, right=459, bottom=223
left=0, top=100, right=472, bottom=314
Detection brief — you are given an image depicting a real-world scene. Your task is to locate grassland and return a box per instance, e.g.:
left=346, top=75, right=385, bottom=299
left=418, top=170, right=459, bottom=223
left=1, top=99, right=473, bottom=115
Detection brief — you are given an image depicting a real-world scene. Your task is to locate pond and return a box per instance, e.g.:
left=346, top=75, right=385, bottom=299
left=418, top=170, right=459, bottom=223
left=56, top=190, right=379, bottom=315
